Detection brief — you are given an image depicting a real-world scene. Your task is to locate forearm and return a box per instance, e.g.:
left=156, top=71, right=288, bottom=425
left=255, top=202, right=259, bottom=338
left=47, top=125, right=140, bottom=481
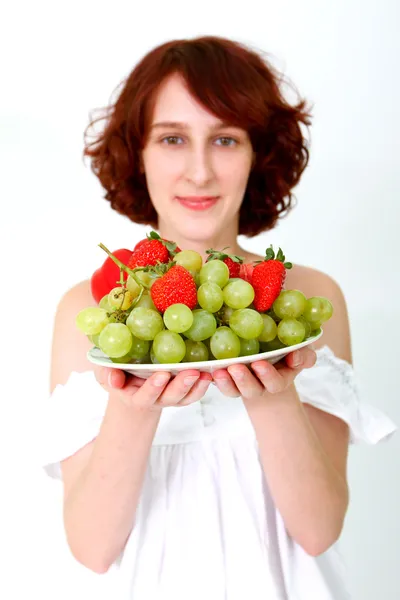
left=244, top=386, right=349, bottom=555
left=64, top=393, right=161, bottom=572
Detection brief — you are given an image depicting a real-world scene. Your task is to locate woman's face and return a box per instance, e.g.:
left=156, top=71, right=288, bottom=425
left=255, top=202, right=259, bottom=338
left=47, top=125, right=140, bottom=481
left=141, top=74, right=254, bottom=243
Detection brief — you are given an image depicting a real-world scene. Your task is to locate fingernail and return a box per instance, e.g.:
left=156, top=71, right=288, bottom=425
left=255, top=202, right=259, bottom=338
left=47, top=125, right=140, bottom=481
left=214, top=376, right=230, bottom=386
left=154, top=373, right=169, bottom=386
left=254, top=365, right=268, bottom=375
left=230, top=369, right=244, bottom=380
left=184, top=376, right=199, bottom=386
left=108, top=372, right=113, bottom=387
left=292, top=351, right=302, bottom=367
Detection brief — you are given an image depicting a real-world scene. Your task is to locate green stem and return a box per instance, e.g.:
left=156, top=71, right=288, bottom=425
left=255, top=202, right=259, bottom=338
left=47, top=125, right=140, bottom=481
left=98, top=243, right=151, bottom=290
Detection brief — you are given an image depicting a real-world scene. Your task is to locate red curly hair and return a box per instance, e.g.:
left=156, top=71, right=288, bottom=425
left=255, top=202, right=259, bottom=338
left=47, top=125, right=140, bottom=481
left=83, top=36, right=312, bottom=237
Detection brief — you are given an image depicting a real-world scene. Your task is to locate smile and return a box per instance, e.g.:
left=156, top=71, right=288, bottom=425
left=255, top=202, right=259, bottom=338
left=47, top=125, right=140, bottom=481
left=176, top=196, right=220, bottom=211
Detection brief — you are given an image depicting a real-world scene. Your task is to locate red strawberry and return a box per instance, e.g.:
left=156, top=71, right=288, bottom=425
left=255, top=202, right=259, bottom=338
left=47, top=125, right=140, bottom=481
left=239, top=262, right=254, bottom=283
left=251, top=246, right=292, bottom=311
left=150, top=265, right=197, bottom=313
left=129, top=231, right=179, bottom=268
left=205, top=247, right=244, bottom=278
left=134, top=235, right=181, bottom=254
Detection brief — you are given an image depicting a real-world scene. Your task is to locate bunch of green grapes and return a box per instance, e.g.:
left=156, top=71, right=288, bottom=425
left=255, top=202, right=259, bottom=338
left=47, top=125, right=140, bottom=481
left=76, top=250, right=333, bottom=364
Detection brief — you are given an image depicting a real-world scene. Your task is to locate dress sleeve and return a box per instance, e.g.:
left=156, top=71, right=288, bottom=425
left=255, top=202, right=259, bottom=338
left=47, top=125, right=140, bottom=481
left=37, top=371, right=108, bottom=481
left=294, top=345, right=397, bottom=444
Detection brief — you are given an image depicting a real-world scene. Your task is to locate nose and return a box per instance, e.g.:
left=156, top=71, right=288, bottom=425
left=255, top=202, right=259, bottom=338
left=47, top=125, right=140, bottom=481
left=184, top=147, right=214, bottom=187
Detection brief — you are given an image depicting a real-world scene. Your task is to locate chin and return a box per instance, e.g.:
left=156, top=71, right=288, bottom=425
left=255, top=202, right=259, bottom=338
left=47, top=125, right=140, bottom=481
left=177, top=219, right=222, bottom=244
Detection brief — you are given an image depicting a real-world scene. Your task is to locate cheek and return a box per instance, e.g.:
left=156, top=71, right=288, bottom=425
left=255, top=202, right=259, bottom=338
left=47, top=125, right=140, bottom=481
left=219, top=157, right=252, bottom=192
left=145, top=152, right=184, bottom=188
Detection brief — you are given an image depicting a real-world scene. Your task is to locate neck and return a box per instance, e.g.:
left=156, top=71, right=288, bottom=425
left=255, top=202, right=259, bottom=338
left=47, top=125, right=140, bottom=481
left=157, top=220, right=246, bottom=263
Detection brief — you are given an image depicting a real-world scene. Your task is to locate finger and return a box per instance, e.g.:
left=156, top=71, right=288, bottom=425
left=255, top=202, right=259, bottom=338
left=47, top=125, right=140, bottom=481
left=177, top=372, right=213, bottom=406
left=93, top=366, right=124, bottom=390
left=250, top=359, right=287, bottom=394
left=227, top=364, right=264, bottom=398
left=133, top=371, right=172, bottom=409
left=107, top=368, right=127, bottom=389
left=284, top=347, right=317, bottom=370
left=155, top=370, right=201, bottom=406
left=212, top=369, right=242, bottom=398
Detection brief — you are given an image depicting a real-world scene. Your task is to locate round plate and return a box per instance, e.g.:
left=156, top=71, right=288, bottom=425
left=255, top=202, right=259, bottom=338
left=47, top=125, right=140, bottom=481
left=87, top=329, right=322, bottom=378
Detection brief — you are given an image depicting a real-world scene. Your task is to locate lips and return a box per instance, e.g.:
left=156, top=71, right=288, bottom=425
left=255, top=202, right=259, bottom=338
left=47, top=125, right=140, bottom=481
left=176, top=196, right=220, bottom=211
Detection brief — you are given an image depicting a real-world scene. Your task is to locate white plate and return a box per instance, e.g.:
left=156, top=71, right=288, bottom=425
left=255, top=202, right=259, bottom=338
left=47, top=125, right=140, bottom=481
left=87, top=329, right=322, bottom=378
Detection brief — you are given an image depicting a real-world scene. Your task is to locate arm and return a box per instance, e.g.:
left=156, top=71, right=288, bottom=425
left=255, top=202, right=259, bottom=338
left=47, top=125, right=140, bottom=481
left=50, top=281, right=209, bottom=573
left=63, top=392, right=162, bottom=574
left=50, top=281, right=162, bottom=573
left=213, top=272, right=351, bottom=555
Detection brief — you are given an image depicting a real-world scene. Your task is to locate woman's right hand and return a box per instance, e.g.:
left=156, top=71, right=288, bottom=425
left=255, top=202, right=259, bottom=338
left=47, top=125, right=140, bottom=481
left=94, top=366, right=212, bottom=412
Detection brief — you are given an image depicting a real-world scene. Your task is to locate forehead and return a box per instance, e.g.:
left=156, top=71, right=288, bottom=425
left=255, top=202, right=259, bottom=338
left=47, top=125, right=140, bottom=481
left=150, top=74, right=222, bottom=126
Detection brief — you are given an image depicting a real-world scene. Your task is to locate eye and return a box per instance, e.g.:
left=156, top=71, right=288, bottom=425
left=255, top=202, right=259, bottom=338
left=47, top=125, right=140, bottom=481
left=160, top=136, right=184, bottom=145
left=215, top=137, right=238, bottom=147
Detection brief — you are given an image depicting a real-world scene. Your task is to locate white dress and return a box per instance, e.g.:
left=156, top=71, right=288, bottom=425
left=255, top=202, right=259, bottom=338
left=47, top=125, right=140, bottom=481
left=38, top=345, right=397, bottom=600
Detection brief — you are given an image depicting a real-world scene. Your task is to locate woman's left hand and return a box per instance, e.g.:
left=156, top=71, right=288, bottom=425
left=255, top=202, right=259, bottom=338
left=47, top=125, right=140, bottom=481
left=212, top=346, right=317, bottom=399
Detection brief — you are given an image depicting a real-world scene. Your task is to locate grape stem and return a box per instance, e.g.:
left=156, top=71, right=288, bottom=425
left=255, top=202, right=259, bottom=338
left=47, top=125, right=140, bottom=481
left=98, top=243, right=151, bottom=290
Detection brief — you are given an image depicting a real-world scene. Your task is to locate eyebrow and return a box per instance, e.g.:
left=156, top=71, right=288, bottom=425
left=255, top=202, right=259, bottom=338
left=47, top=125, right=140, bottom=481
left=150, top=120, right=237, bottom=131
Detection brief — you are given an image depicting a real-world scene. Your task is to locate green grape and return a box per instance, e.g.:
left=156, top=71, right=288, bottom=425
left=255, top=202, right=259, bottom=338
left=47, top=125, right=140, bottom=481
left=134, top=292, right=158, bottom=311
left=88, top=333, right=100, bottom=347
left=98, top=323, right=133, bottom=358
left=309, top=320, right=323, bottom=332
left=76, top=307, right=109, bottom=335
left=108, top=286, right=135, bottom=311
left=111, top=335, right=150, bottom=363
left=277, top=318, right=306, bottom=346
left=202, top=336, right=216, bottom=359
left=150, top=344, right=160, bottom=364
left=163, top=303, right=194, bottom=333
left=303, top=297, right=332, bottom=324
left=265, top=307, right=280, bottom=323
left=273, top=289, right=307, bottom=319
left=194, top=272, right=202, bottom=288
left=260, top=337, right=286, bottom=352
left=184, top=309, right=217, bottom=341
left=297, top=315, right=312, bottom=339
left=184, top=339, right=209, bottom=362
left=99, top=295, right=111, bottom=310
left=239, top=337, right=260, bottom=357
left=174, top=250, right=203, bottom=272
left=126, top=271, right=154, bottom=296
left=139, top=351, right=152, bottom=364
left=217, top=305, right=236, bottom=325
left=199, top=260, right=230, bottom=288
left=152, top=330, right=186, bottom=363
left=258, top=314, right=278, bottom=342
left=223, top=279, right=255, bottom=309
left=229, top=308, right=264, bottom=339
left=318, top=297, right=334, bottom=322
left=311, top=326, right=322, bottom=335
left=197, top=282, right=224, bottom=313
left=210, top=326, right=241, bottom=359
left=126, top=307, right=164, bottom=340
left=108, top=310, right=130, bottom=323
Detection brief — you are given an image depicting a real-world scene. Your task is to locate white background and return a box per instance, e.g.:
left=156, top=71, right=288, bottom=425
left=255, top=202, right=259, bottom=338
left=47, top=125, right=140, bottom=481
left=1, top=1, right=399, bottom=598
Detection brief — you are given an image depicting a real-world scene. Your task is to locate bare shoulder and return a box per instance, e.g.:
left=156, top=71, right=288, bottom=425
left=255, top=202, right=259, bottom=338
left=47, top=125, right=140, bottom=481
left=49, top=279, right=96, bottom=393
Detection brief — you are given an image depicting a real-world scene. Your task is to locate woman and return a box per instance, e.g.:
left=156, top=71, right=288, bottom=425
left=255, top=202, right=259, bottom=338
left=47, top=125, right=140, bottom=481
left=41, top=36, right=396, bottom=599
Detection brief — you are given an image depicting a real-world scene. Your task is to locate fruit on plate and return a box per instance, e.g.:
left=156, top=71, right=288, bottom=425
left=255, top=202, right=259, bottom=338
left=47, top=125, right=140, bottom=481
left=76, top=231, right=333, bottom=365
left=90, top=248, right=133, bottom=304
left=252, top=246, right=292, bottom=311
